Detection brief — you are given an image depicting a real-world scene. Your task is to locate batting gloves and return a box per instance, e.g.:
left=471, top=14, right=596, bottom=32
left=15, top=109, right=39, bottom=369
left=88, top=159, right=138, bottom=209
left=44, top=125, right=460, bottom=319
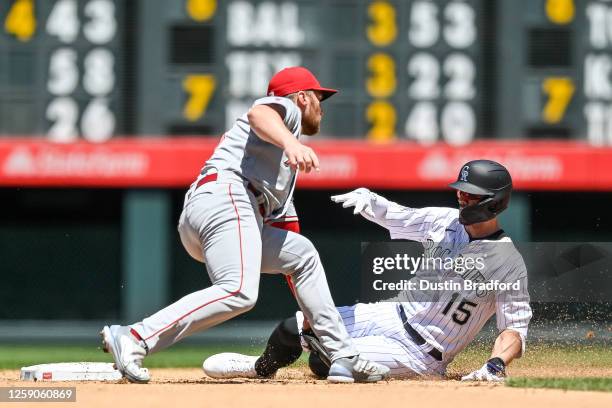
left=331, top=188, right=390, bottom=225
left=461, top=357, right=506, bottom=382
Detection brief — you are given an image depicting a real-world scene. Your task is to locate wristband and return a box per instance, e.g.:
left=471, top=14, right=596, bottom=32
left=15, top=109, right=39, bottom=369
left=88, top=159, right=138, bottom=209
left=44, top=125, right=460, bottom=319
left=486, top=357, right=506, bottom=376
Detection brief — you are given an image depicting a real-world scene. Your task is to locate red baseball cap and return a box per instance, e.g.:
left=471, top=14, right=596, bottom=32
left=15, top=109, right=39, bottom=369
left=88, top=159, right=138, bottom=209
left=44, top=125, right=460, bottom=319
left=267, top=66, right=338, bottom=101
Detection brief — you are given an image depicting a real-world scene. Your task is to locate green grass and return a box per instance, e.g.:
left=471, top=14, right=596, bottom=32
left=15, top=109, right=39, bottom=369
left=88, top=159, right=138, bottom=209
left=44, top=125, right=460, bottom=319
left=447, top=342, right=612, bottom=374
left=507, top=377, right=612, bottom=392
left=0, top=344, right=266, bottom=370
left=0, top=342, right=609, bottom=380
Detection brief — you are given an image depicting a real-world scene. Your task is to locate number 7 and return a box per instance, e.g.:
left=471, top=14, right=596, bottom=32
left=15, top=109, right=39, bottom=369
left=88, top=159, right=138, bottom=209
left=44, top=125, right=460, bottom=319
left=183, top=75, right=216, bottom=122
left=542, top=77, right=575, bottom=124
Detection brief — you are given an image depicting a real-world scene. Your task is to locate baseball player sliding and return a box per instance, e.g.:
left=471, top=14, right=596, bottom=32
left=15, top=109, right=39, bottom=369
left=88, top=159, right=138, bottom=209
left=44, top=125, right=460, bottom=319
left=203, top=160, right=533, bottom=382
left=100, top=67, right=389, bottom=383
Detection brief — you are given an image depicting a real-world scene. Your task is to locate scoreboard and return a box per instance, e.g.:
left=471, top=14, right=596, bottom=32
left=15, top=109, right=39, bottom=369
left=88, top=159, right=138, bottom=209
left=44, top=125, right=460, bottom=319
left=1, top=0, right=611, bottom=145
left=498, top=0, right=612, bottom=145
left=0, top=0, right=123, bottom=142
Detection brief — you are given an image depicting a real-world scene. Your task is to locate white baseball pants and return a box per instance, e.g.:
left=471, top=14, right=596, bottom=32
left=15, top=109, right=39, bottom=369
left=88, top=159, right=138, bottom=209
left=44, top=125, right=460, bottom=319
left=337, top=302, right=446, bottom=377
left=130, top=170, right=358, bottom=361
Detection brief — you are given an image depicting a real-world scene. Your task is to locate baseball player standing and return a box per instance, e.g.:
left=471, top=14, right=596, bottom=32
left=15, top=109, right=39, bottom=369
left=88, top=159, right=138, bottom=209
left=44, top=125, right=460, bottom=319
left=203, top=160, right=532, bottom=382
left=100, top=67, right=389, bottom=384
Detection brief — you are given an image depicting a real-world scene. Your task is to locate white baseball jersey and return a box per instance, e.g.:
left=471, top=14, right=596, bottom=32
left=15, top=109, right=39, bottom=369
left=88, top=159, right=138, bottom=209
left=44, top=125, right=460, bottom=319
left=337, top=200, right=532, bottom=377
left=385, top=203, right=531, bottom=360
left=204, top=96, right=301, bottom=218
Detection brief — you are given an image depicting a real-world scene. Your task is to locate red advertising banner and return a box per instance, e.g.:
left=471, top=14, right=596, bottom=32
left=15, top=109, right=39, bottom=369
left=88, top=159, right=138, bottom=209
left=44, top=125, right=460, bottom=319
left=0, top=138, right=611, bottom=190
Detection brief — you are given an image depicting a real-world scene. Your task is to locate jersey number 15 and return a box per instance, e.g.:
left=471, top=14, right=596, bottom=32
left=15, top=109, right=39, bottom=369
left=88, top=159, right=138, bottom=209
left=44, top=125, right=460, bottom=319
left=441, top=293, right=477, bottom=325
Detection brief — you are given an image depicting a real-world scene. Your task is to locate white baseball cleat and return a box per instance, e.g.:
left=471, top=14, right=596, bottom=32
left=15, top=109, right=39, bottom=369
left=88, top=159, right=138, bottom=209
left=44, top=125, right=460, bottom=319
left=202, top=353, right=259, bottom=379
left=327, top=355, right=390, bottom=383
left=100, top=325, right=150, bottom=383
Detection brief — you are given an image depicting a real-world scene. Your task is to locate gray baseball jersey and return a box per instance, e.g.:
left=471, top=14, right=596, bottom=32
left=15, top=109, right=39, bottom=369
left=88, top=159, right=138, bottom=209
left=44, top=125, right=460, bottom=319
left=204, top=96, right=301, bottom=218
left=129, top=95, right=360, bottom=363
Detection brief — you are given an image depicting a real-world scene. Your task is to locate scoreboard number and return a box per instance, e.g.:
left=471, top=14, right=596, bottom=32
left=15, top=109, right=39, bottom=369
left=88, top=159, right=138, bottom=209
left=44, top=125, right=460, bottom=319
left=46, top=97, right=79, bottom=142
left=545, top=0, right=575, bottom=25
left=405, top=102, right=438, bottom=144
left=365, top=1, right=398, bottom=141
left=43, top=0, right=118, bottom=142
left=408, top=53, right=440, bottom=99
left=542, top=77, right=575, bottom=124
left=48, top=48, right=79, bottom=96
left=409, top=1, right=439, bottom=48
left=444, top=1, right=477, bottom=49
left=444, top=53, right=476, bottom=100
left=46, top=0, right=79, bottom=43
left=84, top=0, right=117, bottom=44
left=367, top=53, right=396, bottom=99
left=186, top=0, right=217, bottom=22
left=4, top=0, right=36, bottom=42
left=183, top=75, right=217, bottom=122
left=404, top=1, right=478, bottom=145
left=81, top=98, right=115, bottom=142
left=366, top=100, right=396, bottom=141
left=83, top=48, right=115, bottom=96
left=441, top=101, right=476, bottom=146
left=367, top=0, right=397, bottom=47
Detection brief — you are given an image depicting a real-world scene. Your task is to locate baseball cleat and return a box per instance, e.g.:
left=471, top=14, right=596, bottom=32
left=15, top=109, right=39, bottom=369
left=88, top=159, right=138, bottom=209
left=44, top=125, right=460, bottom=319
left=327, top=356, right=390, bottom=383
left=202, top=353, right=259, bottom=379
left=100, top=325, right=150, bottom=383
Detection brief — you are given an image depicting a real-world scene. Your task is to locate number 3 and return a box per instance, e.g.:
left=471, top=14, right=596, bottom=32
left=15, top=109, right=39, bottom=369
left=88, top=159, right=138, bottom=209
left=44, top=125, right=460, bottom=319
left=367, top=0, right=397, bottom=47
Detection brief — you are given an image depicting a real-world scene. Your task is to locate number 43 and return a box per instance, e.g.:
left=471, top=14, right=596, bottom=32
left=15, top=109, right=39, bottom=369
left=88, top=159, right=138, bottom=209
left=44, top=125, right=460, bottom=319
left=441, top=292, right=477, bottom=325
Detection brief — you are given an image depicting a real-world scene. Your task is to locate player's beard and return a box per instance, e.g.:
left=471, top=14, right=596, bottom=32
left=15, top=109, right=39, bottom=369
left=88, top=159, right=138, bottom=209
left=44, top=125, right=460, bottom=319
left=301, top=114, right=320, bottom=135
left=302, top=119, right=320, bottom=135
left=301, top=101, right=322, bottom=135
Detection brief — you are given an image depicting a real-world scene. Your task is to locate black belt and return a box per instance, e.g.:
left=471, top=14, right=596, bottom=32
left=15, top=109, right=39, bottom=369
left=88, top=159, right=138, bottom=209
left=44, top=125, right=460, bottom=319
left=398, top=305, right=443, bottom=361
left=194, top=173, right=265, bottom=216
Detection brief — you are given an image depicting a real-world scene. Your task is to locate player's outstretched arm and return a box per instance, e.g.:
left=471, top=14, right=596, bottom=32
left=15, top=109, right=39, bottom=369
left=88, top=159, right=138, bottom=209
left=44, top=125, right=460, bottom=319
left=248, top=104, right=319, bottom=173
left=332, top=189, right=458, bottom=242
left=330, top=188, right=392, bottom=226
left=461, top=329, right=523, bottom=382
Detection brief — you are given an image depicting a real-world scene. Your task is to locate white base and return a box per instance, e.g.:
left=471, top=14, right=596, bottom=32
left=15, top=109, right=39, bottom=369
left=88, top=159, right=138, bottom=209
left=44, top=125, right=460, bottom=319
left=20, top=362, right=122, bottom=381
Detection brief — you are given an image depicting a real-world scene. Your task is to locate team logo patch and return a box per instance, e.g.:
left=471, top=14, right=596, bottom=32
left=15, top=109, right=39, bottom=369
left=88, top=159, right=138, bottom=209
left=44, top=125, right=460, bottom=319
left=460, top=165, right=470, bottom=182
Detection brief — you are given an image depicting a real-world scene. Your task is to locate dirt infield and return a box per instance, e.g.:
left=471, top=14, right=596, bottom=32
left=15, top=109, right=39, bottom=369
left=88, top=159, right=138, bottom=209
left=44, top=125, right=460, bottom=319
left=1, top=367, right=611, bottom=408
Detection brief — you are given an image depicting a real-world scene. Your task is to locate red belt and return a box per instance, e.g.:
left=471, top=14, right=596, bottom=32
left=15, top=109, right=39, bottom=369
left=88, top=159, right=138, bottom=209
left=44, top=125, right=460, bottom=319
left=195, top=173, right=265, bottom=216
left=195, top=173, right=218, bottom=189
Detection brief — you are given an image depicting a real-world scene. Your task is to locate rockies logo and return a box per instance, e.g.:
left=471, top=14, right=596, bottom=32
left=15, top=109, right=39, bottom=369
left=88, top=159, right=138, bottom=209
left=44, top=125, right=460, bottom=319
left=460, top=165, right=470, bottom=182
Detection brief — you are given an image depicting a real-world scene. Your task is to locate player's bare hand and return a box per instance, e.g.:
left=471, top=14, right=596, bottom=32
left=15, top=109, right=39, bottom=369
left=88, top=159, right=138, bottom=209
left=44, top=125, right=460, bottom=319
left=284, top=140, right=320, bottom=173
